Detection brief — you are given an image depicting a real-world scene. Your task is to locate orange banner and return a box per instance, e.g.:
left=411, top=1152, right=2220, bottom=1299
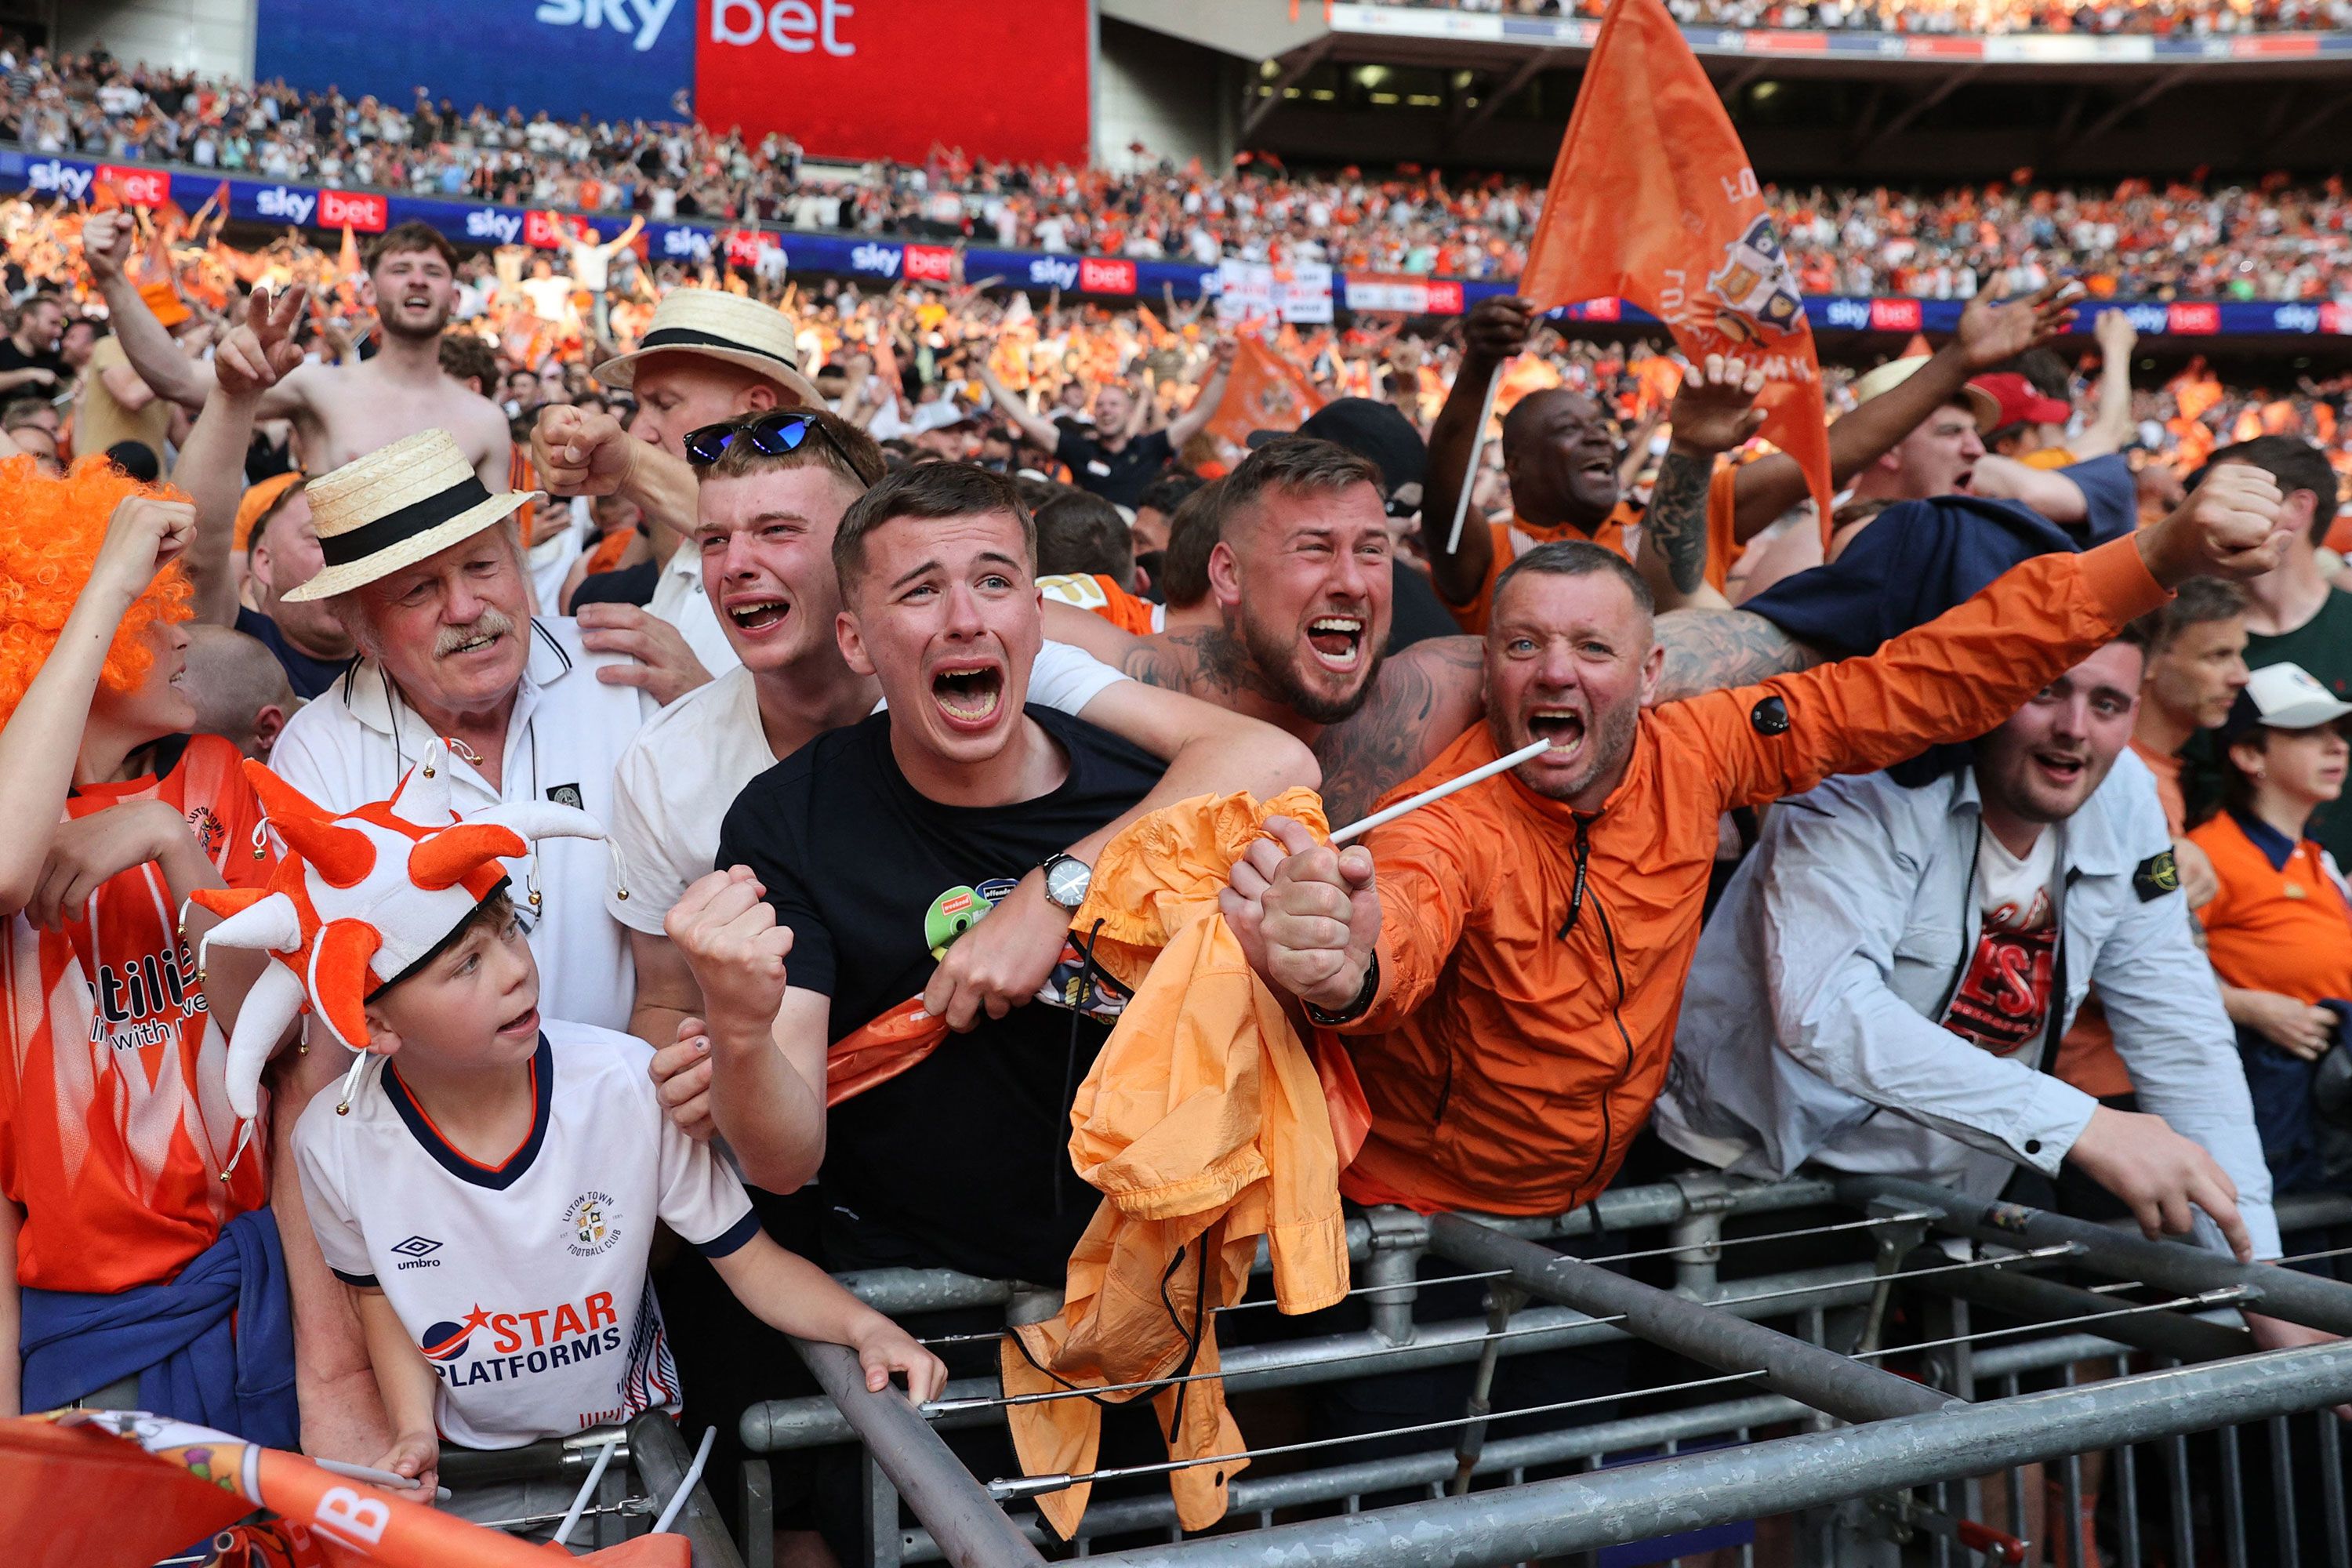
left=1517, top=0, right=1834, bottom=538
left=1207, top=336, right=1327, bottom=453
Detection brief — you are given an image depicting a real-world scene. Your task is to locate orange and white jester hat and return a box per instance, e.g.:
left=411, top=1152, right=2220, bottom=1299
left=187, top=741, right=605, bottom=1123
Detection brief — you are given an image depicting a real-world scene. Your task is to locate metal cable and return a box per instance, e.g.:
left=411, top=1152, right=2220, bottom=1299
left=987, top=1367, right=1776, bottom=1500
left=924, top=1243, right=2082, bottom=1416
left=1853, top=1287, right=2251, bottom=1362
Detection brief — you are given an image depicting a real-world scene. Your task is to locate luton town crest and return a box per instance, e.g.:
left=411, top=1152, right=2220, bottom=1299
left=1706, top=215, right=1805, bottom=345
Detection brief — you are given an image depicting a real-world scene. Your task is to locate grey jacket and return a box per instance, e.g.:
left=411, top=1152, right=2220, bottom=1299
left=1655, top=750, right=2280, bottom=1260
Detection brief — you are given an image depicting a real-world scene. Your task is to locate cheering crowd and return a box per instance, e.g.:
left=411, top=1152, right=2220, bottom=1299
left=1392, top=0, right=2352, bottom=33
left=5, top=57, right=2352, bottom=1562
left=5, top=41, right=2352, bottom=300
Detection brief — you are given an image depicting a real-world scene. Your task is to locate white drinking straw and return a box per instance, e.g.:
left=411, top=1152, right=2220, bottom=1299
left=1330, top=737, right=1556, bottom=844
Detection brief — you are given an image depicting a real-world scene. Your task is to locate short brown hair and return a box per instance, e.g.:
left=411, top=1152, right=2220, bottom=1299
left=833, top=463, right=1036, bottom=598
left=692, top=408, right=885, bottom=494
left=1158, top=477, right=1230, bottom=610
left=365, top=221, right=459, bottom=277
left=2126, top=575, right=2247, bottom=656
left=1493, top=539, right=1653, bottom=622
left=1034, top=489, right=1133, bottom=588
left=1221, top=436, right=1385, bottom=536
left=437, top=332, right=499, bottom=394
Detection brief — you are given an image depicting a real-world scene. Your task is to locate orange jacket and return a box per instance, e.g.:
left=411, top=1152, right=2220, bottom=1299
left=1340, top=533, right=2170, bottom=1216
left=1000, top=788, right=1359, bottom=1540
left=1040, top=572, right=1160, bottom=637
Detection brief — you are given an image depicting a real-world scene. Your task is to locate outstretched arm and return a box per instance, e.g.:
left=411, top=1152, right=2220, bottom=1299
left=1165, top=339, right=1237, bottom=450
left=974, top=358, right=1065, bottom=453
left=2067, top=308, right=2139, bottom=462
left=174, top=284, right=308, bottom=627
left=1728, top=279, right=2081, bottom=539
left=1638, top=354, right=1764, bottom=611
left=83, top=212, right=303, bottom=416
left=1420, top=296, right=1533, bottom=608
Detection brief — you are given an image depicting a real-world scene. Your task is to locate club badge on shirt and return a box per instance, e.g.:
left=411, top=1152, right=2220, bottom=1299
left=2132, top=848, right=2180, bottom=902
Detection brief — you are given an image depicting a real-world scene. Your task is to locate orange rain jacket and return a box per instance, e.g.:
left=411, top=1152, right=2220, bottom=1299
left=995, top=788, right=1362, bottom=1540
left=1338, top=533, right=2172, bottom=1217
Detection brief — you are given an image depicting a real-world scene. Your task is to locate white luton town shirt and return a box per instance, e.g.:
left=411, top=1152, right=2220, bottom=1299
left=293, top=1018, right=760, bottom=1448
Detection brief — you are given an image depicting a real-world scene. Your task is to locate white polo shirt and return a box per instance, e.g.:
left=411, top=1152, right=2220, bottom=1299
left=271, top=618, right=655, bottom=1032
left=294, top=1018, right=759, bottom=1449
left=646, top=541, right=741, bottom=683
left=606, top=644, right=1130, bottom=931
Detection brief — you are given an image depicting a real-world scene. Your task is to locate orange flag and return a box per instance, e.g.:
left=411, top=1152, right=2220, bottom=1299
left=1207, top=336, right=1327, bottom=452
left=1518, top=0, right=1835, bottom=540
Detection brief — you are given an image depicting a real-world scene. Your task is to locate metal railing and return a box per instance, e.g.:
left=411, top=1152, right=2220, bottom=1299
left=726, top=1176, right=2352, bottom=1568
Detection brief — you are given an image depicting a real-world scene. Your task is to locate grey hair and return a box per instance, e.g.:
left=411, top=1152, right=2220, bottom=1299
left=324, top=517, right=528, bottom=660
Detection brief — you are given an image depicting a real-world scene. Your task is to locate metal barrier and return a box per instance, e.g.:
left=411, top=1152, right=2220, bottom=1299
left=729, top=1177, right=2352, bottom=1568
left=432, top=1411, right=741, bottom=1563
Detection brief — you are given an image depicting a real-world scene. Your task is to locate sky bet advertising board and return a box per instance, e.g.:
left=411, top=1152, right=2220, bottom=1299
left=0, top=149, right=2337, bottom=337
left=253, top=0, right=1091, bottom=166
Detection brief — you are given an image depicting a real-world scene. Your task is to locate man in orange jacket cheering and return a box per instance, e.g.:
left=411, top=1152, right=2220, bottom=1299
left=1229, top=457, right=2289, bottom=1232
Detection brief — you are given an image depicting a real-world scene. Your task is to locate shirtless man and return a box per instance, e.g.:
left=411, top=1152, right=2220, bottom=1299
left=82, top=212, right=510, bottom=490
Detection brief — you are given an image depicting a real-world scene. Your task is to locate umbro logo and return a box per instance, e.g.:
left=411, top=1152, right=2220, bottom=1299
left=392, top=1236, right=445, bottom=1269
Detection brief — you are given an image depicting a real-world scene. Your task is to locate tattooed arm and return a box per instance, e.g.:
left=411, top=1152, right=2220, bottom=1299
left=1314, top=637, right=1487, bottom=823
left=1653, top=610, right=1824, bottom=705
left=1636, top=354, right=1763, bottom=614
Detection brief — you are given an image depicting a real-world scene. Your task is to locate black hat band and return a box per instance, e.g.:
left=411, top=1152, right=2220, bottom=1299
left=318, top=476, right=497, bottom=568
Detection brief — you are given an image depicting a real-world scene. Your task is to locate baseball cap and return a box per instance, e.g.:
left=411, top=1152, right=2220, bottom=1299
left=2218, top=662, right=2352, bottom=744
left=1851, top=355, right=2000, bottom=434
left=1970, top=372, right=2071, bottom=432
left=1247, top=397, right=1427, bottom=499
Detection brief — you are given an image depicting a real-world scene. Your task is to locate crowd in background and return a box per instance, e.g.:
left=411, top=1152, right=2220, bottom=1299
left=2, top=42, right=2350, bottom=300
left=1385, top=0, right=2352, bottom=31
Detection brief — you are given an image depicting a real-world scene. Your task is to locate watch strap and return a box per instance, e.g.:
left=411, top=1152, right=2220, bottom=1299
left=1303, top=952, right=1381, bottom=1028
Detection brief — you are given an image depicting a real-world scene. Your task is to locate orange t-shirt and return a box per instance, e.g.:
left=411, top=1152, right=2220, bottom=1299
left=2053, top=737, right=2189, bottom=1099
left=1447, top=466, right=1737, bottom=635
left=2190, top=809, right=2352, bottom=1006
left=0, top=735, right=276, bottom=1292
left=1039, top=573, right=1162, bottom=637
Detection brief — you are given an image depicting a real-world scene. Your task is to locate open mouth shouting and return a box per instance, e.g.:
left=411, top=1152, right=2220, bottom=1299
left=495, top=1003, right=539, bottom=1040
left=726, top=593, right=792, bottom=639
left=931, top=659, right=1006, bottom=731
left=1526, top=706, right=1588, bottom=761
left=2030, top=747, right=2087, bottom=790
left=440, top=626, right=505, bottom=661
left=1305, top=615, right=1367, bottom=674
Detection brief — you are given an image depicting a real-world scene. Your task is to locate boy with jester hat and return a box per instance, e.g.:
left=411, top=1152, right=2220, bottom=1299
left=194, top=746, right=942, bottom=1509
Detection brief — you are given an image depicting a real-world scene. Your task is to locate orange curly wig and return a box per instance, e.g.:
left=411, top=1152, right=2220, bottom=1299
left=0, top=454, right=192, bottom=725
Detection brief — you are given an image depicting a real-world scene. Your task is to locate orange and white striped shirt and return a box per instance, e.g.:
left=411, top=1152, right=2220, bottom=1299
left=0, top=735, right=275, bottom=1293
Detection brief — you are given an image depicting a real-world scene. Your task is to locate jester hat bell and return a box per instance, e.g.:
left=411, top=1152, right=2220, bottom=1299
left=188, top=742, right=605, bottom=1121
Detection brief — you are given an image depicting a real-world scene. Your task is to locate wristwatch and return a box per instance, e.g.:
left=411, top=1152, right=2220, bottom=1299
left=1304, top=953, right=1381, bottom=1028
left=1040, top=852, right=1093, bottom=910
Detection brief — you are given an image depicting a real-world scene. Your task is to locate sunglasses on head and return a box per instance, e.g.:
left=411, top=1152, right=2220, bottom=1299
left=683, top=411, right=866, bottom=479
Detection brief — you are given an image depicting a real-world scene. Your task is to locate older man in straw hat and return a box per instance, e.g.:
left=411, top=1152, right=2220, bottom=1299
left=267, top=428, right=655, bottom=1036
left=532, top=289, right=825, bottom=702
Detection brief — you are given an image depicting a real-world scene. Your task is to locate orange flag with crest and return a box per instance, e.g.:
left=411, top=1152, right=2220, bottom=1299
left=1207, top=336, right=1327, bottom=453
left=1518, top=0, right=1834, bottom=540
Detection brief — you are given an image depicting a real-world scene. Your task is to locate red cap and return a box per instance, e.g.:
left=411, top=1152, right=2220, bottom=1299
left=1970, top=372, right=2071, bottom=431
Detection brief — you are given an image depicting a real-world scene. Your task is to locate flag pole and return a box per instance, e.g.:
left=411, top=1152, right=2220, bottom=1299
left=1331, top=737, right=1553, bottom=844
left=1443, top=361, right=1504, bottom=557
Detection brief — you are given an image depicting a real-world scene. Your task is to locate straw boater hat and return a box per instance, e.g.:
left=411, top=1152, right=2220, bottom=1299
left=590, top=287, right=824, bottom=408
left=282, top=428, right=530, bottom=603
left=1851, top=355, right=2001, bottom=433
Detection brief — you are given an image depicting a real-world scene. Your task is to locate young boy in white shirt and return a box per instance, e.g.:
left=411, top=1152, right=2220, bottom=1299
left=194, top=747, right=942, bottom=1504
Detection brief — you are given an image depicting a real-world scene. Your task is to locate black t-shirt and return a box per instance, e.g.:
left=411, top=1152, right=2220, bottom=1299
left=1054, top=426, right=1174, bottom=510
left=236, top=605, right=351, bottom=701
left=0, top=337, right=65, bottom=385
left=716, top=705, right=1163, bottom=1283
left=569, top=558, right=660, bottom=610
left=1388, top=561, right=1455, bottom=652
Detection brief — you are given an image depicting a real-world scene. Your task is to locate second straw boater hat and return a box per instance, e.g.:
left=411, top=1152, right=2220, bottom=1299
left=284, top=427, right=532, bottom=603
left=590, top=287, right=824, bottom=408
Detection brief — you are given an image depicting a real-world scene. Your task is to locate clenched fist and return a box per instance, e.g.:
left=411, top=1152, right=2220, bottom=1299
left=533, top=405, right=637, bottom=498
left=1220, top=815, right=1382, bottom=1014
left=93, top=495, right=197, bottom=597
left=664, top=866, right=794, bottom=1036
left=80, top=211, right=133, bottom=284
left=2138, top=462, right=2290, bottom=586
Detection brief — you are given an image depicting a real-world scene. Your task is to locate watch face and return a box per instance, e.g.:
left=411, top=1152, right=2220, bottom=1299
left=1045, top=855, right=1091, bottom=908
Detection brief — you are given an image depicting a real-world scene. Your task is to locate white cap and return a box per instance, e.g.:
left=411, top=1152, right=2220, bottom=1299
left=2241, top=662, right=2352, bottom=732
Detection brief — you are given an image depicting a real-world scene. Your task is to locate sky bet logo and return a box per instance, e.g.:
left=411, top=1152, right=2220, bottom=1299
left=533, top=0, right=679, bottom=53
left=465, top=209, right=526, bottom=245
left=420, top=1292, right=622, bottom=1386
